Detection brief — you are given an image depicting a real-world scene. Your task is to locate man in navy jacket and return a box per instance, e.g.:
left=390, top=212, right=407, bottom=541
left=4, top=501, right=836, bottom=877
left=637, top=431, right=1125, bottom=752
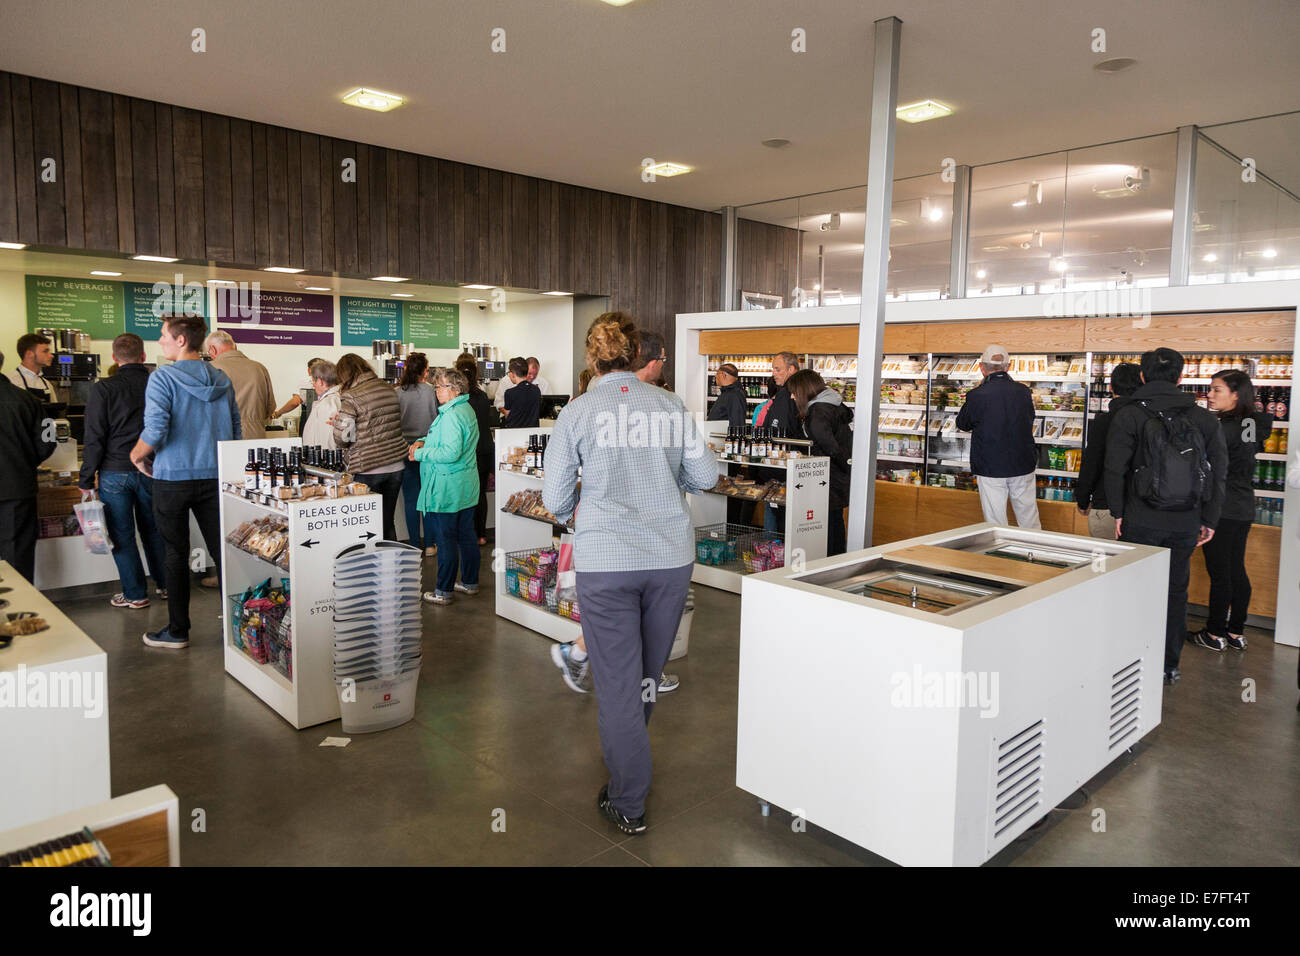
left=955, top=344, right=1040, bottom=529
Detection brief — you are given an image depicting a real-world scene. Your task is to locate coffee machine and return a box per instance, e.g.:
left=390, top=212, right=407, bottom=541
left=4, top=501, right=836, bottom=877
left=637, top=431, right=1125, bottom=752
left=370, top=339, right=407, bottom=384
left=36, top=327, right=102, bottom=442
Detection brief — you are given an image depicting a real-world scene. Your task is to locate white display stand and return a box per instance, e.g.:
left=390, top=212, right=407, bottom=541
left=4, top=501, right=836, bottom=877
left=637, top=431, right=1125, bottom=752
left=0, top=560, right=110, bottom=830
left=690, top=421, right=831, bottom=594
left=493, top=427, right=582, bottom=643
left=217, top=439, right=382, bottom=729
left=35, top=507, right=211, bottom=592
left=736, top=523, right=1167, bottom=867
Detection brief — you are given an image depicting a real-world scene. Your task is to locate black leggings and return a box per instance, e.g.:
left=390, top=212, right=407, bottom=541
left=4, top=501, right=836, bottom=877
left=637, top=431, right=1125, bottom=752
left=1201, top=518, right=1252, bottom=636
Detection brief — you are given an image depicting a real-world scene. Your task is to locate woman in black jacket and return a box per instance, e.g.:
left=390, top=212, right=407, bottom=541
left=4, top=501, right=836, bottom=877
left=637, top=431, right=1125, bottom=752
left=1075, top=363, right=1142, bottom=538
left=455, top=356, right=496, bottom=545
left=787, top=369, right=854, bottom=556
left=1189, top=369, right=1272, bottom=652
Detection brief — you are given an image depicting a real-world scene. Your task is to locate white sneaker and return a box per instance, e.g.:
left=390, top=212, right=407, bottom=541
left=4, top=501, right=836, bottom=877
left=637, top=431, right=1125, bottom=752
left=423, top=591, right=452, bottom=606
left=454, top=583, right=480, bottom=595
left=658, top=673, right=680, bottom=694
left=551, top=642, right=590, bottom=693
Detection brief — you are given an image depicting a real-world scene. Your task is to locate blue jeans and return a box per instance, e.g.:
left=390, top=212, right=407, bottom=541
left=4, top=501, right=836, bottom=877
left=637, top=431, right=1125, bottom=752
left=98, top=470, right=167, bottom=600
left=401, top=456, right=437, bottom=548
left=432, top=507, right=480, bottom=595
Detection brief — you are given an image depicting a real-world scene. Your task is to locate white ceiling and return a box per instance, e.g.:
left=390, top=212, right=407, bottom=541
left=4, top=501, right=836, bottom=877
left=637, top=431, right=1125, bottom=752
left=1, top=0, right=1297, bottom=212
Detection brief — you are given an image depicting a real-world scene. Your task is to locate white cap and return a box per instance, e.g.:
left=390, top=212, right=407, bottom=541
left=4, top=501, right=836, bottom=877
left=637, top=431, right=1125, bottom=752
left=979, top=344, right=1010, bottom=367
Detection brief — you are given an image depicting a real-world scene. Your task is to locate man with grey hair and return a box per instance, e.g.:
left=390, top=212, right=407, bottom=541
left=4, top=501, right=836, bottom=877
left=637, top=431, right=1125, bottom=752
left=956, top=344, right=1040, bottom=528
left=205, top=330, right=275, bottom=440
left=302, top=360, right=340, bottom=450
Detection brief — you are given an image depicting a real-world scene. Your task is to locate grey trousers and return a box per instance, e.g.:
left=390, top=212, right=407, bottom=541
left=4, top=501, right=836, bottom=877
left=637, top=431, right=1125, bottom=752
left=576, top=563, right=693, bottom=819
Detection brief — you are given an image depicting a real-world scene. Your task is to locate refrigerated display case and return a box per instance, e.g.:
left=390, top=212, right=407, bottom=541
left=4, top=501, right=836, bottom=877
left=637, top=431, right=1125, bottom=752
left=736, top=523, right=1167, bottom=866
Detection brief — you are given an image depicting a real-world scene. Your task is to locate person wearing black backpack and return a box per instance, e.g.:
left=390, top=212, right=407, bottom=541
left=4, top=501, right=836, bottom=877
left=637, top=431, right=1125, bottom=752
left=1103, top=348, right=1227, bottom=686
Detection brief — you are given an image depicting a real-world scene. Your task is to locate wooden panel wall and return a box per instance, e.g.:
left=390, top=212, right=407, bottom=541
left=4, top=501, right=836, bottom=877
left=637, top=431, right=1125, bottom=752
left=697, top=323, right=928, bottom=356
left=0, top=71, right=753, bottom=389
left=1084, top=310, right=1295, bottom=351
left=737, top=217, right=799, bottom=305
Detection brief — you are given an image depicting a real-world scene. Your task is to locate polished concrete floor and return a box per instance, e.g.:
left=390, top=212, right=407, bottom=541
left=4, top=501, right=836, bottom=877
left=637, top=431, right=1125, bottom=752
left=55, top=544, right=1300, bottom=866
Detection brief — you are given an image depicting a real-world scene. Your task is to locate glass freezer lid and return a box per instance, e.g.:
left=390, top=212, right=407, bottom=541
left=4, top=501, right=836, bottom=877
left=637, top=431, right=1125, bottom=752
left=836, top=570, right=1010, bottom=614
left=968, top=543, right=1093, bottom=568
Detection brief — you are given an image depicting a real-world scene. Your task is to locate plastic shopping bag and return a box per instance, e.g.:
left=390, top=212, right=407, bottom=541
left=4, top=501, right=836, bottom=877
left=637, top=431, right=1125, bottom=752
left=74, top=498, right=111, bottom=554
left=556, top=533, right=576, bottom=594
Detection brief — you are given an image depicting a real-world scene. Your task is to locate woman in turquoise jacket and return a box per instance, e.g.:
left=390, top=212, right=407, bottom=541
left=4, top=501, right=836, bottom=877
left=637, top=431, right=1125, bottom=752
left=410, top=367, right=481, bottom=605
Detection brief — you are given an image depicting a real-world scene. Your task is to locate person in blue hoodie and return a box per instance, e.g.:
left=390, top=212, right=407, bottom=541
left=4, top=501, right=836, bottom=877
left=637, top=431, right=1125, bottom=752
left=130, top=315, right=241, bottom=649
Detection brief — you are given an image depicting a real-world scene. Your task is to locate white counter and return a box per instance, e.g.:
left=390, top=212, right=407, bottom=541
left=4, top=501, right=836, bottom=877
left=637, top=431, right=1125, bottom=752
left=0, top=560, right=111, bottom=830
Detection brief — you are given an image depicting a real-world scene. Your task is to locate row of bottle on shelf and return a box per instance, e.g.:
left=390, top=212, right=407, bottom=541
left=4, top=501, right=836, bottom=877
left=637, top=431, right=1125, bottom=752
left=1094, top=353, right=1292, bottom=379
left=244, top=445, right=346, bottom=492
left=1254, top=461, right=1287, bottom=491
left=1255, top=499, right=1286, bottom=526
left=723, top=426, right=783, bottom=458
left=707, top=354, right=778, bottom=374
left=500, top=434, right=550, bottom=471
left=708, top=375, right=773, bottom=399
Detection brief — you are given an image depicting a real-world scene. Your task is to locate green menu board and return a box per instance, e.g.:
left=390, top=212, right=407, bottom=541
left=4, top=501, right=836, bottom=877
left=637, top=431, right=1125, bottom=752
left=26, top=275, right=123, bottom=338
left=405, top=301, right=459, bottom=349
left=340, top=296, right=403, bottom=346
left=124, top=281, right=207, bottom=339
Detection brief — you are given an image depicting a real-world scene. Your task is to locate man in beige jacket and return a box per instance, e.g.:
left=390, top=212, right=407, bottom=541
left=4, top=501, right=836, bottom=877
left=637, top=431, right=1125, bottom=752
left=204, top=331, right=275, bottom=440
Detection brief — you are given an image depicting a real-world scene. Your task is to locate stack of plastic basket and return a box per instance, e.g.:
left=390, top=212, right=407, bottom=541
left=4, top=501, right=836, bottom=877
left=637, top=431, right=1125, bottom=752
left=333, top=540, right=423, bottom=733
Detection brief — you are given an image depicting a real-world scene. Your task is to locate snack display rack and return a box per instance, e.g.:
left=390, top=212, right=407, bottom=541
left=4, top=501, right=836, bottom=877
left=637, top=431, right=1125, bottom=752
left=691, top=420, right=829, bottom=594
left=216, top=438, right=382, bottom=729
left=493, top=427, right=582, bottom=643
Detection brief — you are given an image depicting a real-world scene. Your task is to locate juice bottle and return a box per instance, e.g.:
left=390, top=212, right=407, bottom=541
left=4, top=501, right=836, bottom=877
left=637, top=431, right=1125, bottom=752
left=1279, top=429, right=1288, bottom=455
left=1264, top=429, right=1280, bottom=454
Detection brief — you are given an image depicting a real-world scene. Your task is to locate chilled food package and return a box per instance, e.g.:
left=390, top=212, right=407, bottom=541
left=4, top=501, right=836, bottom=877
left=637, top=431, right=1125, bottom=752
left=1041, top=417, right=1067, bottom=441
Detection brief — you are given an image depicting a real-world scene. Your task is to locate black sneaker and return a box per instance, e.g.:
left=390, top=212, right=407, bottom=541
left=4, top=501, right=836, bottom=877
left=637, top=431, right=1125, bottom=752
left=143, top=628, right=189, bottom=649
left=1225, top=633, right=1247, bottom=651
left=1163, top=668, right=1180, bottom=685
left=597, top=785, right=647, bottom=835
left=1187, top=628, right=1226, bottom=652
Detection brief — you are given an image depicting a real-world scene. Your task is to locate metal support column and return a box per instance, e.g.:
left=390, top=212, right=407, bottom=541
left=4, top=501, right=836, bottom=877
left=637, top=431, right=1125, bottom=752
left=949, top=164, right=972, bottom=298
left=1169, top=125, right=1198, bottom=287
left=846, top=15, right=902, bottom=552
left=721, top=205, right=738, bottom=310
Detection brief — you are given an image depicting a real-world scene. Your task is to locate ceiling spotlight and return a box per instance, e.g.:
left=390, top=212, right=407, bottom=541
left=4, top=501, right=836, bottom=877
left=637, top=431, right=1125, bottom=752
left=1093, top=57, right=1138, bottom=74
left=1262, top=248, right=1278, bottom=258
left=599, top=0, right=637, bottom=5
left=1124, top=167, right=1150, bottom=192
left=133, top=254, right=178, bottom=262
left=464, top=298, right=487, bottom=303
left=896, top=100, right=953, bottom=123
left=1202, top=253, right=1217, bottom=263
left=90, top=270, right=122, bottom=277
left=820, top=213, right=841, bottom=232
left=264, top=266, right=305, bottom=274
left=643, top=161, right=693, bottom=177
left=371, top=276, right=408, bottom=282
left=920, top=197, right=943, bottom=223
left=975, top=269, right=987, bottom=279
left=761, top=138, right=791, bottom=149
left=542, top=290, right=572, bottom=296
left=342, top=88, right=404, bottom=112
left=1054, top=258, right=1069, bottom=272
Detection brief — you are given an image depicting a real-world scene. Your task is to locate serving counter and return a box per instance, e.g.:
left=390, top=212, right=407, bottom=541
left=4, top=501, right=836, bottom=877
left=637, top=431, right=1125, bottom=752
left=736, top=523, right=1167, bottom=867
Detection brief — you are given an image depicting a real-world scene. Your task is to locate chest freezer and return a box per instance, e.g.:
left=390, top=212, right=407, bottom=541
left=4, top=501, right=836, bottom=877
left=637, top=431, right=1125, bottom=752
left=735, top=522, right=1169, bottom=866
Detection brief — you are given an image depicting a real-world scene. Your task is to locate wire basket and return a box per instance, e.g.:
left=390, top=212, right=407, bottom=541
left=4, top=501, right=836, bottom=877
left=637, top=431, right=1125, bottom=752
left=504, top=546, right=559, bottom=603
left=228, top=591, right=291, bottom=676
left=694, top=523, right=784, bottom=574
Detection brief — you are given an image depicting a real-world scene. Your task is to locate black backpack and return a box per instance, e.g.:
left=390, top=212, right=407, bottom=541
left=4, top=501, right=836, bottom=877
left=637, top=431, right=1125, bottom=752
left=1129, top=401, right=1212, bottom=511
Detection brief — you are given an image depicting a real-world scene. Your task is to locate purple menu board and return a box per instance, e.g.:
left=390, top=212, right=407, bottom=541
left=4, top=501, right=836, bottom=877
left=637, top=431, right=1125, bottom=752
left=216, top=289, right=333, bottom=327
left=226, top=327, right=335, bottom=346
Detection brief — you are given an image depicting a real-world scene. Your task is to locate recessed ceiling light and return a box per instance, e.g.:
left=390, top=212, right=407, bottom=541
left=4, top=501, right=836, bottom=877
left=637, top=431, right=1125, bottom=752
left=305, top=286, right=332, bottom=292
left=1054, top=258, right=1069, bottom=272
left=1093, top=57, right=1138, bottom=74
left=207, top=279, right=236, bottom=286
left=264, top=266, right=305, bottom=273
left=600, top=0, right=636, bottom=5
left=1202, top=253, right=1217, bottom=263
left=761, top=138, right=791, bottom=149
left=464, top=298, right=487, bottom=303
left=1012, top=199, right=1028, bottom=208
left=1262, top=248, right=1278, bottom=258
left=982, top=245, right=1009, bottom=252
left=342, top=88, right=404, bottom=112
left=542, top=291, right=572, bottom=296
left=0, top=241, right=26, bottom=250
left=133, top=255, right=178, bottom=262
left=896, top=100, right=953, bottom=123
left=90, top=270, right=122, bottom=277
left=391, top=292, right=414, bottom=298
left=976, top=269, right=987, bottom=279
left=462, top=284, right=493, bottom=290
left=643, top=162, right=692, bottom=178
left=371, top=276, right=408, bottom=282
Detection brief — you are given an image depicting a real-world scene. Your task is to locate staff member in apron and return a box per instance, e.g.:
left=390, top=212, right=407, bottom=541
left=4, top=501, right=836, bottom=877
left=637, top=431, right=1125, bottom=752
left=8, top=333, right=58, bottom=405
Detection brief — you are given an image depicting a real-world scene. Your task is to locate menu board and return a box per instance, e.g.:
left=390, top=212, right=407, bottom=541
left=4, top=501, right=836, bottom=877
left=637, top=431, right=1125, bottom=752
left=405, top=301, right=459, bottom=349
left=340, top=296, right=403, bottom=346
left=25, top=275, right=122, bottom=338
left=124, top=281, right=208, bottom=339
left=216, top=290, right=333, bottom=328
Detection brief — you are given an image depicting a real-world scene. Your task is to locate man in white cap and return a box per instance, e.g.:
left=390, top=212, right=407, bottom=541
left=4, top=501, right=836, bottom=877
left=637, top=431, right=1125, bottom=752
left=955, top=344, right=1040, bottom=529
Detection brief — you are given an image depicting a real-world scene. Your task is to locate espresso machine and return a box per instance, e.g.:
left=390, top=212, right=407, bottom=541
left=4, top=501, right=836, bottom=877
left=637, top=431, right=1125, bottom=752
left=36, top=327, right=102, bottom=442
left=465, top=342, right=505, bottom=383
left=370, top=339, right=407, bottom=384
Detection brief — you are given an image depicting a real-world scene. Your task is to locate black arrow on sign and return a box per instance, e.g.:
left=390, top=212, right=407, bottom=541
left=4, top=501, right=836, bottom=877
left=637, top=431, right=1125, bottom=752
left=795, top=482, right=804, bottom=489
left=300, top=539, right=319, bottom=549
left=819, top=480, right=828, bottom=486
left=359, top=531, right=377, bottom=540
